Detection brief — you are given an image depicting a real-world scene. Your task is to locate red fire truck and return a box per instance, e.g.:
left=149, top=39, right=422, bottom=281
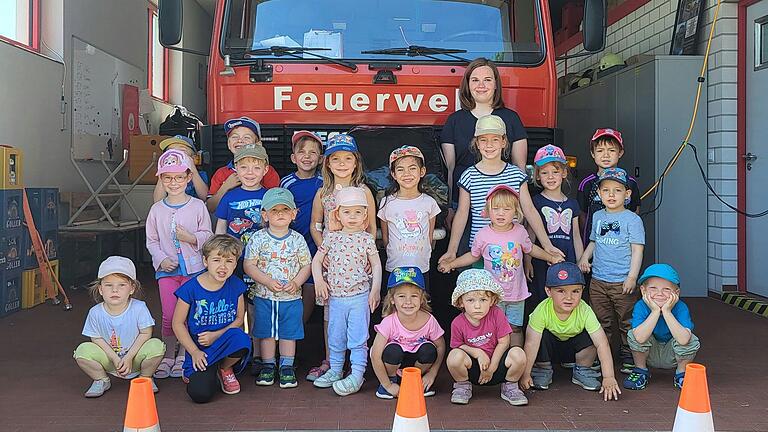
left=159, top=0, right=605, bottom=180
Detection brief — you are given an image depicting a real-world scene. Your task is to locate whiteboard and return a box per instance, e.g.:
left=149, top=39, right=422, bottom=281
left=71, top=37, right=144, bottom=161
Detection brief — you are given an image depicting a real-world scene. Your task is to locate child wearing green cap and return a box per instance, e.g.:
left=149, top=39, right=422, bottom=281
left=623, top=264, right=699, bottom=390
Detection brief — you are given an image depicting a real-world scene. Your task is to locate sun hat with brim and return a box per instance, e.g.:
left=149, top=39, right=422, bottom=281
left=534, top=144, right=567, bottom=166
left=545, top=262, right=585, bottom=288
left=159, top=135, right=196, bottom=152
left=387, top=266, right=426, bottom=291
left=261, top=187, right=296, bottom=211
left=156, top=149, right=192, bottom=176
left=98, top=256, right=137, bottom=280
left=451, top=269, right=504, bottom=307
left=335, top=186, right=368, bottom=208
left=638, top=263, right=680, bottom=286
left=474, top=114, right=506, bottom=137
left=224, top=116, right=261, bottom=138
left=324, top=133, right=358, bottom=156
left=233, top=144, right=269, bottom=165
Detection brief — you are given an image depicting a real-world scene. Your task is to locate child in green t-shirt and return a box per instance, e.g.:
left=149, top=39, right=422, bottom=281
left=520, top=262, right=621, bottom=401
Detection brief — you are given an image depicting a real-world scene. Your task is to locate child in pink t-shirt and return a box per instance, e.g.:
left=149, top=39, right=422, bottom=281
left=370, top=267, right=445, bottom=399
left=446, top=269, right=529, bottom=406
left=440, top=185, right=560, bottom=346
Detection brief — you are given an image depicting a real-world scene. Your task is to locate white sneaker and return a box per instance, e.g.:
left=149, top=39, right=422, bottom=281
left=84, top=379, right=111, bottom=398
left=313, top=369, right=343, bottom=388
left=333, top=375, right=363, bottom=396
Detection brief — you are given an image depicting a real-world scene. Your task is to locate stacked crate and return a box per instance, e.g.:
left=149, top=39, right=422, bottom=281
left=0, top=146, right=23, bottom=317
left=21, top=188, right=59, bottom=309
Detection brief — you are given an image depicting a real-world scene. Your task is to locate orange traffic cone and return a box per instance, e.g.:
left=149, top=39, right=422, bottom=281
left=672, top=363, right=714, bottom=432
left=392, top=367, right=429, bottom=432
left=123, top=377, right=160, bottom=432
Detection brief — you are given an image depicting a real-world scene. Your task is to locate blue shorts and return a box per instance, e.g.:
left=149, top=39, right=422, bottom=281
left=498, top=301, right=525, bottom=327
left=252, top=297, right=304, bottom=340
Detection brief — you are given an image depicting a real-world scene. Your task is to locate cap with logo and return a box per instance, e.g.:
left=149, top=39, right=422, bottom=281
left=591, top=128, right=623, bottom=148
left=451, top=269, right=504, bottom=307
left=387, top=266, right=426, bottom=291
left=261, top=187, right=296, bottom=211
left=224, top=116, right=261, bottom=138
left=474, top=114, right=507, bottom=137
left=324, top=133, right=358, bottom=156
left=597, top=167, right=629, bottom=188
left=233, top=144, right=269, bottom=165
left=389, top=145, right=425, bottom=166
left=534, top=144, right=567, bottom=166
left=545, top=262, right=585, bottom=288
left=638, top=263, right=680, bottom=286
left=98, top=256, right=137, bottom=280
left=156, top=149, right=192, bottom=175
left=291, top=130, right=323, bottom=148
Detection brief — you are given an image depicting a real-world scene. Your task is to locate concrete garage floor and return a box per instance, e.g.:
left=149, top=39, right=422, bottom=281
left=1, top=267, right=767, bottom=432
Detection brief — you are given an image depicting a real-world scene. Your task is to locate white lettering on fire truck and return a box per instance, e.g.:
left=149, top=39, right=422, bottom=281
left=274, top=86, right=458, bottom=113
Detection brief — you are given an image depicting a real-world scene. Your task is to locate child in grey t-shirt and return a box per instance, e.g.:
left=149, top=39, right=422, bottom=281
left=578, top=168, right=645, bottom=374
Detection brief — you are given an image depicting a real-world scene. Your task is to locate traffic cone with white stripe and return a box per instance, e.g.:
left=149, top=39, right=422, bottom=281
left=392, top=367, right=429, bottom=432
left=124, top=377, right=160, bottom=432
left=672, top=363, right=714, bottom=432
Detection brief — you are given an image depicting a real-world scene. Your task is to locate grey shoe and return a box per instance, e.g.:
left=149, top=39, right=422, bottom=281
left=501, top=382, right=528, bottom=406
left=151, top=378, right=158, bottom=393
left=572, top=365, right=602, bottom=391
left=450, top=381, right=472, bottom=404
left=332, top=375, right=364, bottom=396
left=312, top=369, right=343, bottom=388
left=531, top=366, right=553, bottom=390
left=84, top=379, right=111, bottom=398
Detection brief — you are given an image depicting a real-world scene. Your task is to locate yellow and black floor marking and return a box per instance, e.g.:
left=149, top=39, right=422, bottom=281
left=721, top=292, right=768, bottom=318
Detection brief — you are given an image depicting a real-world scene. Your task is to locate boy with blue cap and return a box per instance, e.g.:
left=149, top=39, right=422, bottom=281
left=623, top=263, right=699, bottom=390
left=521, top=262, right=621, bottom=401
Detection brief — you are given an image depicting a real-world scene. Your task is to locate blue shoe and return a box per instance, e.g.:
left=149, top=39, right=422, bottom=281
left=376, top=376, right=397, bottom=399
left=674, top=371, right=685, bottom=389
left=623, top=367, right=650, bottom=390
left=279, top=365, right=297, bottom=388
left=572, top=365, right=601, bottom=391
left=255, top=364, right=275, bottom=386
left=531, top=366, right=553, bottom=390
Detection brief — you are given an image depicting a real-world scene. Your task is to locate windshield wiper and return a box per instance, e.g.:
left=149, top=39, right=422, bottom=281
left=245, top=46, right=358, bottom=71
left=361, top=45, right=469, bottom=63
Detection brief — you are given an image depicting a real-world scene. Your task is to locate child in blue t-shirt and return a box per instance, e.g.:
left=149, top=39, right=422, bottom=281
left=280, top=130, right=323, bottom=324
left=172, top=235, right=251, bottom=404
left=623, top=264, right=699, bottom=390
left=578, top=167, right=645, bottom=374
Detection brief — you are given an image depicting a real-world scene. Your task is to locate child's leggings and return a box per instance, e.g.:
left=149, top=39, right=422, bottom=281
left=158, top=276, right=191, bottom=337
left=328, top=292, right=370, bottom=376
left=74, top=338, right=166, bottom=373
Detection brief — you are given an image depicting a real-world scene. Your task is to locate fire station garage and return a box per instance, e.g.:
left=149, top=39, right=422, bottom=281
left=0, top=0, right=766, bottom=431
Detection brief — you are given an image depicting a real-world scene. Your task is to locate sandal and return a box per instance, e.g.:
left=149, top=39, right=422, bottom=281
left=306, top=360, right=330, bottom=382
left=154, top=358, right=173, bottom=379
left=170, top=356, right=185, bottom=378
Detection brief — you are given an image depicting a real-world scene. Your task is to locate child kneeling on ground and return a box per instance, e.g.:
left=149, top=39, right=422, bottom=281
left=521, top=262, right=621, bottom=401
left=447, top=269, right=528, bottom=406
left=173, top=235, right=251, bottom=403
left=74, top=256, right=166, bottom=398
left=370, top=267, right=445, bottom=399
left=623, top=264, right=700, bottom=390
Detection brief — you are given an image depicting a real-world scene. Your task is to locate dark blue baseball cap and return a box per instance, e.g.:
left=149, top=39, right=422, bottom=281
left=324, top=133, right=358, bottom=156
left=638, top=263, right=680, bottom=286
left=224, top=116, right=261, bottom=138
left=546, top=262, right=585, bottom=287
left=387, top=266, right=426, bottom=291
left=597, top=167, right=630, bottom=188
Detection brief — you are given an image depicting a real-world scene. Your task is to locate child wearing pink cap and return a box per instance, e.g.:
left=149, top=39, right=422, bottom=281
left=439, top=184, right=559, bottom=347
left=146, top=149, right=214, bottom=379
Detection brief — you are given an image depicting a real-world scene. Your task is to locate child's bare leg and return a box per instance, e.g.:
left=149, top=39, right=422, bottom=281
left=575, top=345, right=597, bottom=367
left=76, top=358, right=109, bottom=381
left=279, top=339, right=296, bottom=358
left=509, top=326, right=524, bottom=348
left=446, top=349, right=472, bottom=381
left=632, top=349, right=649, bottom=370
left=140, top=355, right=164, bottom=378
left=675, top=356, right=692, bottom=374
left=385, top=362, right=402, bottom=376
left=260, top=338, right=277, bottom=364
left=221, top=356, right=241, bottom=369
left=504, top=347, right=527, bottom=382
left=302, top=283, right=315, bottom=324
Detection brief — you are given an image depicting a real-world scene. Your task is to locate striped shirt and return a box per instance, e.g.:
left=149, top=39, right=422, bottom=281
left=458, top=163, right=528, bottom=246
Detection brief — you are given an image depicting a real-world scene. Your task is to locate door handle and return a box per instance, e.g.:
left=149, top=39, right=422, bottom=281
left=743, top=152, right=758, bottom=162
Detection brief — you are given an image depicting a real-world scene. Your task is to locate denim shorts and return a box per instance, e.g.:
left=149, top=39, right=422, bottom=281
left=498, top=301, right=525, bottom=327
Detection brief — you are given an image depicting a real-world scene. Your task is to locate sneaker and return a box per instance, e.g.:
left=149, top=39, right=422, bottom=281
left=620, top=350, right=635, bottom=374
left=376, top=376, right=397, bottom=399
left=500, top=382, right=528, bottom=406
left=313, top=369, right=343, bottom=388
left=674, top=371, right=685, bottom=389
left=572, top=365, right=601, bottom=391
left=151, top=378, right=159, bottom=393
left=250, top=357, right=264, bottom=376
left=423, top=387, right=436, bottom=397
left=333, top=375, right=364, bottom=396
left=451, top=381, right=472, bottom=404
left=623, top=367, right=650, bottom=390
left=560, top=361, right=576, bottom=369
left=255, top=364, right=276, bottom=386
left=531, top=366, right=553, bottom=390
left=306, top=360, right=330, bottom=382
left=218, top=368, right=241, bottom=395
left=84, top=379, right=111, bottom=398
left=279, top=365, right=298, bottom=388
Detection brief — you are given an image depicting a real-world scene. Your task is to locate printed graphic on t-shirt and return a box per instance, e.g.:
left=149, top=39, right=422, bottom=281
left=488, top=241, right=522, bottom=283
left=467, top=331, right=494, bottom=346
left=192, top=298, right=237, bottom=327
left=594, top=219, right=621, bottom=244
left=109, top=329, right=122, bottom=355
left=541, top=206, right=573, bottom=234
left=394, top=209, right=425, bottom=239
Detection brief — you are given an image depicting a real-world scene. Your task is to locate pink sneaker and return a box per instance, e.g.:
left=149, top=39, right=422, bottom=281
left=218, top=367, right=240, bottom=395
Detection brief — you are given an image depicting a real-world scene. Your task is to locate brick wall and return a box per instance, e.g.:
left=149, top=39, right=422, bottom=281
left=556, top=0, right=739, bottom=293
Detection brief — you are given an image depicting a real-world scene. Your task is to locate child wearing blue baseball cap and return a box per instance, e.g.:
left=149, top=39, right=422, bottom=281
left=623, top=264, right=699, bottom=390
left=577, top=167, right=645, bottom=374
left=370, top=267, right=445, bottom=400
left=521, top=262, right=621, bottom=401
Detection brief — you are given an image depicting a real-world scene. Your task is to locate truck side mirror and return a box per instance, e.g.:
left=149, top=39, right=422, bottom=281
left=159, top=0, right=183, bottom=47
left=582, top=0, right=606, bottom=52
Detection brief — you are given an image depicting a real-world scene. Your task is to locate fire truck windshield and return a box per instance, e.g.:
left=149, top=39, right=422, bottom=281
left=221, top=0, right=545, bottom=65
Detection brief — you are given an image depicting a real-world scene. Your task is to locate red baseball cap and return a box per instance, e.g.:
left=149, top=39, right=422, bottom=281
left=591, top=128, right=623, bottom=148
left=485, top=184, right=519, bottom=200
left=291, top=130, right=323, bottom=148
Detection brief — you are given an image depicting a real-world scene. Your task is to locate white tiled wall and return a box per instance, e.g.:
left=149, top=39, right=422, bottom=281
left=556, top=0, right=739, bottom=293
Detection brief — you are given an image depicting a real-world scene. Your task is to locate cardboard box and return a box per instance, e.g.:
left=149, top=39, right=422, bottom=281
left=0, top=146, right=23, bottom=190
left=1, top=269, right=22, bottom=317
left=24, top=188, right=58, bottom=230
left=128, top=135, right=167, bottom=184
left=22, top=228, right=58, bottom=270
left=22, top=260, right=59, bottom=309
left=0, top=229, right=23, bottom=272
left=0, top=189, right=23, bottom=230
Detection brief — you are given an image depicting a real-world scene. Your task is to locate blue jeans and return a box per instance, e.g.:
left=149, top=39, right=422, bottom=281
left=328, top=293, right=370, bottom=377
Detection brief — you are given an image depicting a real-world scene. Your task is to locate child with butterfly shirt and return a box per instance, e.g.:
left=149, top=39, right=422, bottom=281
left=524, top=145, right=584, bottom=304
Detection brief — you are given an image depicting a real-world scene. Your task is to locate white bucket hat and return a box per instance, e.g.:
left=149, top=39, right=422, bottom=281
left=451, top=269, right=504, bottom=307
